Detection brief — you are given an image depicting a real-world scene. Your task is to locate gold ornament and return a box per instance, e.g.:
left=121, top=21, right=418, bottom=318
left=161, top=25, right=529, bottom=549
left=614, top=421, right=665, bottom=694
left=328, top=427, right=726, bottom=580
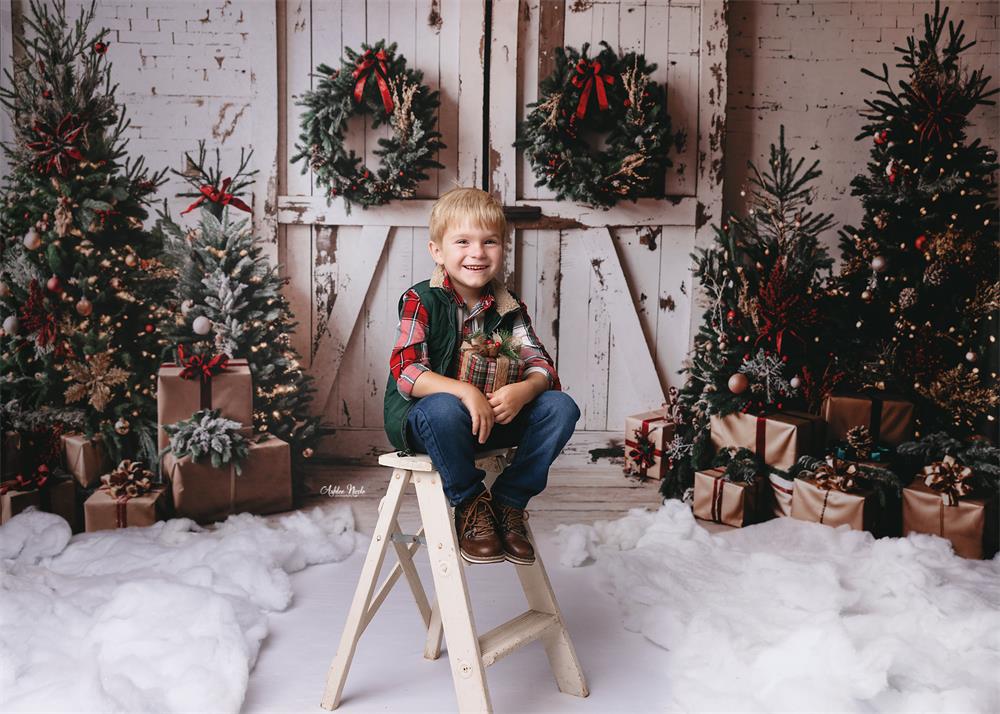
left=727, top=373, right=749, bottom=395
left=124, top=253, right=138, bottom=268
left=114, top=417, right=131, bottom=435
left=64, top=352, right=130, bottom=412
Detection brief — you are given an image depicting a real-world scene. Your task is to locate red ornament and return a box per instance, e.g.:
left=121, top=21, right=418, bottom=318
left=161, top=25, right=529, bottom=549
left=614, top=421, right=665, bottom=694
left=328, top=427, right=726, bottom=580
left=46, top=276, right=62, bottom=293
left=623, top=99, right=632, bottom=108
left=915, top=234, right=929, bottom=252
left=726, top=309, right=737, bottom=324
left=873, top=130, right=888, bottom=145
left=144, top=324, right=154, bottom=333
left=93, top=41, right=108, bottom=54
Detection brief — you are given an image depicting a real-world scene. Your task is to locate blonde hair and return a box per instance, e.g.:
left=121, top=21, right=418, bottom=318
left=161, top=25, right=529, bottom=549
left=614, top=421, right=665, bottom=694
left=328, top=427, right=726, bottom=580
left=429, top=187, right=507, bottom=245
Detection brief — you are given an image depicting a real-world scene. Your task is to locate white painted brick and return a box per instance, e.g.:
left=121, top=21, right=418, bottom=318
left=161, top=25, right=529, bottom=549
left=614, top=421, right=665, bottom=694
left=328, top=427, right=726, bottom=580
left=129, top=18, right=160, bottom=32
left=850, top=2, right=883, bottom=16
left=117, top=30, right=169, bottom=45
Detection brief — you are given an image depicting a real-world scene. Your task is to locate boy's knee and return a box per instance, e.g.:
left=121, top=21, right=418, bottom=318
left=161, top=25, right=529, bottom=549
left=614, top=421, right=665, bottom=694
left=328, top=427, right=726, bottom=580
left=539, top=391, right=581, bottom=425
left=412, top=392, right=470, bottom=429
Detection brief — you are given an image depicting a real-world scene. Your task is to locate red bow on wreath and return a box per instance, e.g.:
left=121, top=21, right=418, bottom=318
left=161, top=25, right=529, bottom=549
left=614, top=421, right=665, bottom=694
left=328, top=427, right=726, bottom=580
left=181, top=177, right=252, bottom=215
left=26, top=113, right=86, bottom=176
left=352, top=49, right=394, bottom=113
left=0, top=464, right=51, bottom=495
left=570, top=59, right=615, bottom=119
left=177, top=345, right=231, bottom=382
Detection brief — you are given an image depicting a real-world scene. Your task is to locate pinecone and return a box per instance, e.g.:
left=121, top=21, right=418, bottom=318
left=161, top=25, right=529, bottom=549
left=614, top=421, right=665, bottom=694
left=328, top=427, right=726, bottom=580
left=923, top=261, right=948, bottom=286
left=898, top=287, right=917, bottom=310
left=846, top=425, right=874, bottom=456
left=913, top=56, right=942, bottom=92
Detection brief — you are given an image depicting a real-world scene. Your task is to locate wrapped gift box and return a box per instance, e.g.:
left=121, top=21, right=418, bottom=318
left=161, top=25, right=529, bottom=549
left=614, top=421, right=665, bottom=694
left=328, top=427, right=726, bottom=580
left=624, top=410, right=676, bottom=480
left=820, top=393, right=914, bottom=447
left=61, top=433, right=111, bottom=488
left=790, top=477, right=878, bottom=533
left=693, top=467, right=763, bottom=528
left=84, top=486, right=171, bottom=532
left=157, top=360, right=253, bottom=451
left=768, top=471, right=795, bottom=518
left=161, top=435, right=292, bottom=524
left=710, top=410, right=825, bottom=471
left=0, top=476, right=77, bottom=530
left=902, top=481, right=998, bottom=559
left=456, top=349, right=524, bottom=394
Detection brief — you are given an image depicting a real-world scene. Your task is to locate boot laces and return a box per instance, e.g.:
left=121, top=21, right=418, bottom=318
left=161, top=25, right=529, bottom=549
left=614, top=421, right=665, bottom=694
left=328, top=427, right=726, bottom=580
left=461, top=495, right=497, bottom=538
left=499, top=505, right=527, bottom=536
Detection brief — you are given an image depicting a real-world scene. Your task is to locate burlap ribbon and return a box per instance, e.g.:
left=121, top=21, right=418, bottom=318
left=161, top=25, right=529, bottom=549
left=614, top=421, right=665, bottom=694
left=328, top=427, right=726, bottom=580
left=922, top=455, right=974, bottom=507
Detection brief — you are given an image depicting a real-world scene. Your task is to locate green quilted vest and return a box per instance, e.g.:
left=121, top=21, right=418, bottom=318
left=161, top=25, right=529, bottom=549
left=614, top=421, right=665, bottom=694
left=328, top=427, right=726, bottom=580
left=383, top=268, right=522, bottom=452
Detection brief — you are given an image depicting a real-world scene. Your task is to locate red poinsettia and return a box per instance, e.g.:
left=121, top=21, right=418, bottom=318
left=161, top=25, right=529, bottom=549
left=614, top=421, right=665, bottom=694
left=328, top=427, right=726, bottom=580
left=19, top=279, right=58, bottom=348
left=755, top=258, right=820, bottom=354
left=25, top=113, right=86, bottom=176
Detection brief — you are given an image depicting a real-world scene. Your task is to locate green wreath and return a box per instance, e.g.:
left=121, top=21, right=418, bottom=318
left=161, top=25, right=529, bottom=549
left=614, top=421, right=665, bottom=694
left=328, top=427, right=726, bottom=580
left=516, top=42, right=677, bottom=208
left=292, top=40, right=444, bottom=211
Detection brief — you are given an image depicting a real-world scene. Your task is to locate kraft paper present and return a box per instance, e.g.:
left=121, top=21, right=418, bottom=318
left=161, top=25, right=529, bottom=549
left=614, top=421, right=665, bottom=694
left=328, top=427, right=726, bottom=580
left=693, top=467, right=763, bottom=528
left=456, top=349, right=525, bottom=394
left=768, top=471, right=795, bottom=518
left=61, top=433, right=111, bottom=488
left=84, top=487, right=170, bottom=532
left=2, top=431, right=22, bottom=479
left=624, top=410, right=676, bottom=480
left=902, top=480, right=997, bottom=560
left=790, top=477, right=878, bottom=533
left=710, top=411, right=825, bottom=471
left=162, top=436, right=292, bottom=524
left=157, top=360, right=253, bottom=451
left=0, top=477, right=77, bottom=530
left=820, top=393, right=914, bottom=447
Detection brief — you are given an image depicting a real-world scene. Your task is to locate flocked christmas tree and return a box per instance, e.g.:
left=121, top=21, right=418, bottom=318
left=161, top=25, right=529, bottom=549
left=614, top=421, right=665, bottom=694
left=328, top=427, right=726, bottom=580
left=156, top=142, right=320, bottom=495
left=835, top=1, right=999, bottom=440
left=0, top=0, right=171, bottom=467
left=659, top=128, right=839, bottom=497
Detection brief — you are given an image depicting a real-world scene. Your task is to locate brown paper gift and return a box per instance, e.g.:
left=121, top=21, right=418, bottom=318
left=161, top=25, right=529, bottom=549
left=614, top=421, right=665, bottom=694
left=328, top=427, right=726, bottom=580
left=791, top=477, right=878, bottom=532
left=693, top=467, right=762, bottom=527
left=162, top=436, right=292, bottom=524
left=2, top=431, right=22, bottom=479
left=902, top=480, right=997, bottom=560
left=84, top=487, right=170, bottom=532
left=768, top=472, right=795, bottom=518
left=710, top=411, right=825, bottom=471
left=61, top=433, right=111, bottom=488
left=157, top=360, right=253, bottom=450
left=624, top=410, right=676, bottom=479
left=820, top=393, right=914, bottom=447
left=0, top=476, right=77, bottom=530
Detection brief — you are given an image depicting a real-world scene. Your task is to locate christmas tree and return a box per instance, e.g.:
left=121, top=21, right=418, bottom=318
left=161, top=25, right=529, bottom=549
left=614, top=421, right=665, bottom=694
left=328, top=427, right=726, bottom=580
left=835, top=1, right=998, bottom=439
left=659, top=128, right=839, bottom=497
left=0, top=0, right=171, bottom=468
left=156, top=142, right=321, bottom=496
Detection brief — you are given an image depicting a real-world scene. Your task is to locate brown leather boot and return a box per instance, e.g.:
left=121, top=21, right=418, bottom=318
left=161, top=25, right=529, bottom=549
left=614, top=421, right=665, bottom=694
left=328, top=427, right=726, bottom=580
left=493, top=502, right=535, bottom=565
left=453, top=490, right=504, bottom=564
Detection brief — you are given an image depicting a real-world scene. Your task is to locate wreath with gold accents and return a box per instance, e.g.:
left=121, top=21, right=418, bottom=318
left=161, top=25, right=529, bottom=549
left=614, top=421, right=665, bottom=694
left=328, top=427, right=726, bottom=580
left=516, top=42, right=678, bottom=209
left=292, top=40, right=444, bottom=211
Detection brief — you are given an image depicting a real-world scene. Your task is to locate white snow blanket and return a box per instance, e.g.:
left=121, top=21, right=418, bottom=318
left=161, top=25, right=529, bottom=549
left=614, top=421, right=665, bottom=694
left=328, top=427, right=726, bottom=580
left=0, top=505, right=358, bottom=713
left=558, top=500, right=1000, bottom=713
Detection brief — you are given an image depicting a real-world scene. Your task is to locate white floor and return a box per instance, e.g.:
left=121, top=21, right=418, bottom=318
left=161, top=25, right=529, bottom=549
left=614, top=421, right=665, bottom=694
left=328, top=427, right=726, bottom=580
left=242, top=527, right=672, bottom=714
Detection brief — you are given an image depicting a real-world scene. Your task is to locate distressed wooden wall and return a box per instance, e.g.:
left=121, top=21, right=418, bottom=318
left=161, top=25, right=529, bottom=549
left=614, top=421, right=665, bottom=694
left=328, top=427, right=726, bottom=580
left=277, top=0, right=728, bottom=465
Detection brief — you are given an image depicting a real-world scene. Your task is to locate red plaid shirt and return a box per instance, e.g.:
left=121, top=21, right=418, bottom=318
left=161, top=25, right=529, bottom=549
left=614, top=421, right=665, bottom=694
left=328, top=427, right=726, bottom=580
left=390, top=273, right=560, bottom=400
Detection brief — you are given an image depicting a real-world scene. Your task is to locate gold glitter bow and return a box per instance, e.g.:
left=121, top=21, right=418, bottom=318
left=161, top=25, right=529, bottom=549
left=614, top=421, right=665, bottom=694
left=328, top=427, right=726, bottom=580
left=808, top=456, right=863, bottom=493
left=922, top=455, right=974, bottom=506
left=100, top=460, right=155, bottom=500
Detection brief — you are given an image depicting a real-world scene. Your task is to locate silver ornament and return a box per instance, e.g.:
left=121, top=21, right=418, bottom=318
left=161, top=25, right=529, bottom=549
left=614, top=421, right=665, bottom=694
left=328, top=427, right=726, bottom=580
left=23, top=228, right=41, bottom=250
left=192, top=315, right=212, bottom=335
left=2, top=315, right=19, bottom=334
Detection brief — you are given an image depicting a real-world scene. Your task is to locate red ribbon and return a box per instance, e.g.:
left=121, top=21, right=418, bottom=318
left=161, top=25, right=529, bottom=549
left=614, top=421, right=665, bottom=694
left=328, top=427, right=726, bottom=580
left=177, top=345, right=231, bottom=382
left=570, top=59, right=614, bottom=119
left=0, top=465, right=51, bottom=495
left=755, top=415, right=767, bottom=458
left=181, top=177, right=252, bottom=215
left=711, top=476, right=725, bottom=523
left=352, top=49, right=394, bottom=113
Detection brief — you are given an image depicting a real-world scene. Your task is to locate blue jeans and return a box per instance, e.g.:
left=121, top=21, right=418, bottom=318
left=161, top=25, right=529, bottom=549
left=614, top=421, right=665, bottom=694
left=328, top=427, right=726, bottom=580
left=405, top=390, right=581, bottom=509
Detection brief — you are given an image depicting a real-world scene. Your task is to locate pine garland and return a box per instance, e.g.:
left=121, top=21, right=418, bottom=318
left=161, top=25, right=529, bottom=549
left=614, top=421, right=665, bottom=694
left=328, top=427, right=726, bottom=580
left=291, top=40, right=444, bottom=212
left=516, top=41, right=678, bottom=208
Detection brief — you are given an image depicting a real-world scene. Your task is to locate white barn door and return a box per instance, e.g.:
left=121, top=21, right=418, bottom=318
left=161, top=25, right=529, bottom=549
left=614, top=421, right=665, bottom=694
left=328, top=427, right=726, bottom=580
left=276, top=0, right=727, bottom=467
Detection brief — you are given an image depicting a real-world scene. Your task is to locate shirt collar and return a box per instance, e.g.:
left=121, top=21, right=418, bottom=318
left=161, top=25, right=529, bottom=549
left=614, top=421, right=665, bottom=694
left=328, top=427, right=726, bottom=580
left=441, top=270, right=495, bottom=311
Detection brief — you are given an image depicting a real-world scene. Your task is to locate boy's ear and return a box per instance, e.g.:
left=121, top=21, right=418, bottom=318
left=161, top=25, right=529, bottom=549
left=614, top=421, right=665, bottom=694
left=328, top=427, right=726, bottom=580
left=428, top=239, right=444, bottom=265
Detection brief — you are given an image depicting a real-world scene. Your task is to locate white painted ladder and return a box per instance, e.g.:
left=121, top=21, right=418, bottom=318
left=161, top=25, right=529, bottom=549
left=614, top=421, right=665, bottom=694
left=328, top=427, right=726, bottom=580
left=320, top=448, right=589, bottom=713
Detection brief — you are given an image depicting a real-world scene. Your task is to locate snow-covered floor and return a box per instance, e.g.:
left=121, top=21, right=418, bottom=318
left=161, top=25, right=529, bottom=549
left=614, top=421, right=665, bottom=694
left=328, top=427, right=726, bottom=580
left=4, top=500, right=999, bottom=713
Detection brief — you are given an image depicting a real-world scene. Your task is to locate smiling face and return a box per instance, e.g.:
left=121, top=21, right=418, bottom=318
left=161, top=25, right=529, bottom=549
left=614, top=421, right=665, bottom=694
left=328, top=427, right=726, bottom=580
left=429, top=219, right=504, bottom=306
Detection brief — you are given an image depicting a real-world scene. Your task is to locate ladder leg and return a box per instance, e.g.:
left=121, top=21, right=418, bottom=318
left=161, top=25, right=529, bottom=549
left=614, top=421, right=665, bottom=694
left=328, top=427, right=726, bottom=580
left=513, top=520, right=589, bottom=698
left=424, top=596, right=444, bottom=660
left=321, top=468, right=411, bottom=710
left=390, top=516, right=432, bottom=628
left=413, top=471, right=493, bottom=714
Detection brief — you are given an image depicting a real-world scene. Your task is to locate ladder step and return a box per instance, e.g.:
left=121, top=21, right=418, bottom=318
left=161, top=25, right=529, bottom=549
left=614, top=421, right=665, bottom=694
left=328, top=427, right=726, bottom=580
left=478, top=609, right=560, bottom=667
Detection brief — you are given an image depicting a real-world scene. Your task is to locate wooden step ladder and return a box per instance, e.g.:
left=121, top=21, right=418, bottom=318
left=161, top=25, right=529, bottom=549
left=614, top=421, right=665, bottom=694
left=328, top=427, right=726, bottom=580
left=320, top=448, right=589, bottom=713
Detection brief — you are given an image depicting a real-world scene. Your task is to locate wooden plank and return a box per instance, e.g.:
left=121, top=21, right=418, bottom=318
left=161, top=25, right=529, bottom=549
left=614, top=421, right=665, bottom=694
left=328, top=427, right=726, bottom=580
left=478, top=610, right=560, bottom=667
left=245, top=0, right=279, bottom=263
left=562, top=0, right=593, bottom=51
left=312, top=225, right=391, bottom=417
left=458, top=0, right=486, bottom=187
left=534, top=229, right=561, bottom=367
left=517, top=0, right=540, bottom=201
left=666, top=2, right=699, bottom=196
left=584, top=228, right=611, bottom=431
left=364, top=0, right=391, bottom=178
left=414, top=0, right=444, bottom=197
left=489, top=0, right=519, bottom=288
left=582, top=228, right=666, bottom=416
left=338, top=1, right=367, bottom=199
left=437, top=0, right=462, bottom=193
left=655, top=224, right=696, bottom=391
left=334, top=226, right=369, bottom=428
left=555, top=230, right=590, bottom=427
left=618, top=0, right=646, bottom=54
left=689, top=0, right=728, bottom=348
left=277, top=195, right=698, bottom=226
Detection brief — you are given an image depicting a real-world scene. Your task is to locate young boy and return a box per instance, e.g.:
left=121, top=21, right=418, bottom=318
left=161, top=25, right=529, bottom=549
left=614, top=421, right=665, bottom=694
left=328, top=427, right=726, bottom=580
left=384, top=187, right=580, bottom=565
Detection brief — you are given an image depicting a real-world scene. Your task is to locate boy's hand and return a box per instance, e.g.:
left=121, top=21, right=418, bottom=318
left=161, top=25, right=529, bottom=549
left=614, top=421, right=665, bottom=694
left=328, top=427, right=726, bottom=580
left=458, top=384, right=495, bottom=444
left=487, top=382, right=533, bottom=425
